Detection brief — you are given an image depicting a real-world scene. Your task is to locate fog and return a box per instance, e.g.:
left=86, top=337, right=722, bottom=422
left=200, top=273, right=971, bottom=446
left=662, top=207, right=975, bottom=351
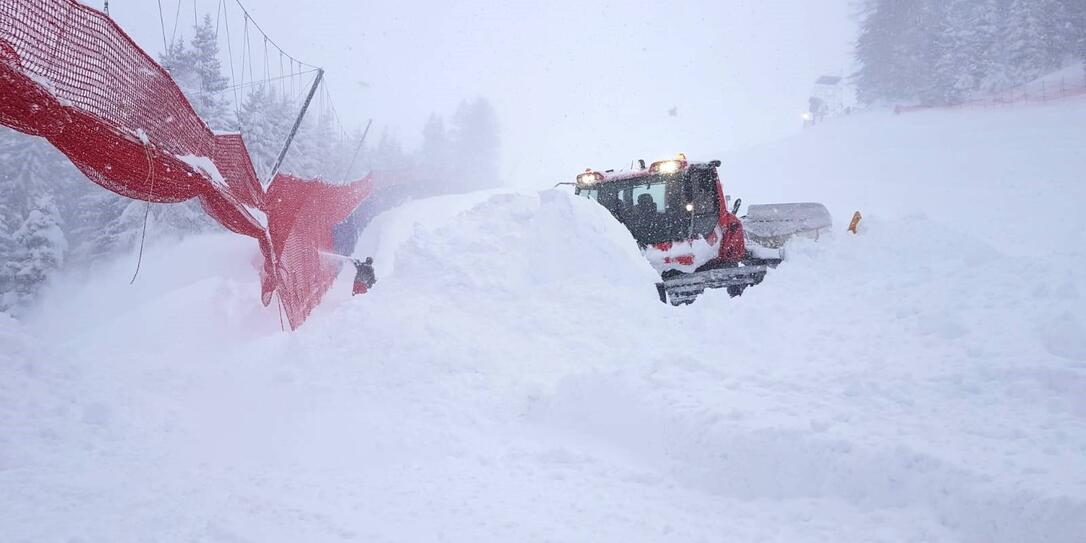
left=109, top=0, right=855, bottom=186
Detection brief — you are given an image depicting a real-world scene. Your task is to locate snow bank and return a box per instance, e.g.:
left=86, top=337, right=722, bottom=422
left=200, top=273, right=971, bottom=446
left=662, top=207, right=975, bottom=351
left=350, top=188, right=519, bottom=278
left=389, top=190, right=659, bottom=295
left=3, top=104, right=1086, bottom=542
left=28, top=234, right=279, bottom=344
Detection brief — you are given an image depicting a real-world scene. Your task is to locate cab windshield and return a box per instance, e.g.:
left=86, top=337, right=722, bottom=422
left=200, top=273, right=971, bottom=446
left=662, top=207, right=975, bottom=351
left=577, top=169, right=719, bottom=245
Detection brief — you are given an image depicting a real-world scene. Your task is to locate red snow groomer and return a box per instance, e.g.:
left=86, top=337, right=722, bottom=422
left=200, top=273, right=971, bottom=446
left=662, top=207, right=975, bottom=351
left=572, top=154, right=831, bottom=304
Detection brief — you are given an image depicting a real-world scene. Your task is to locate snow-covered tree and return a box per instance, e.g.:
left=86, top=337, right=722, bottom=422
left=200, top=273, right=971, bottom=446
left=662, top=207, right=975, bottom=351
left=1004, top=0, right=1056, bottom=84
left=371, top=128, right=409, bottom=172
left=189, top=14, right=231, bottom=130
left=232, top=85, right=293, bottom=180
left=854, top=0, right=945, bottom=104
left=327, top=124, right=362, bottom=183
left=410, top=113, right=452, bottom=193
left=160, top=14, right=231, bottom=130
left=0, top=129, right=69, bottom=311
left=935, top=0, right=1002, bottom=103
left=978, top=0, right=1014, bottom=93
left=856, top=0, right=1084, bottom=104
left=449, top=97, right=500, bottom=192
left=282, top=109, right=339, bottom=181
left=0, top=135, right=23, bottom=311
left=11, top=193, right=66, bottom=302
left=1056, top=0, right=1086, bottom=65
left=64, top=186, right=133, bottom=263
left=419, top=113, right=450, bottom=174
left=160, top=37, right=201, bottom=106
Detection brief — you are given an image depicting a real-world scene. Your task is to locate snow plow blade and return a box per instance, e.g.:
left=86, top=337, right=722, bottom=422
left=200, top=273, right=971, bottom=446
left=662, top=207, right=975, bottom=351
left=656, top=264, right=769, bottom=305
left=742, top=202, right=833, bottom=248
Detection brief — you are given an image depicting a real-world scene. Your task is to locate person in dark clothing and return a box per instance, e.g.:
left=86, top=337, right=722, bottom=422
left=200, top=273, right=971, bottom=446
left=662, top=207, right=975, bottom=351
left=602, top=196, right=625, bottom=220
left=352, top=257, right=376, bottom=295
left=633, top=193, right=657, bottom=220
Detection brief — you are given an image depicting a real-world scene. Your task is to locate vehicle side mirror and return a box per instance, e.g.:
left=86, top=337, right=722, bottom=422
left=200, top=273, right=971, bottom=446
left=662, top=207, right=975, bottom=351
left=731, top=197, right=742, bottom=215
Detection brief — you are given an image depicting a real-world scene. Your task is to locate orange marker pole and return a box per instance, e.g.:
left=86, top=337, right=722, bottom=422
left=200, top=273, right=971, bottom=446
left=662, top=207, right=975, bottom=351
left=848, top=211, right=863, bottom=234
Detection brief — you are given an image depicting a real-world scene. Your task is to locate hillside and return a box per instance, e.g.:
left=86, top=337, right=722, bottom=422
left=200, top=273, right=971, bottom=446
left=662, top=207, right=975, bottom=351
left=3, top=102, right=1086, bottom=542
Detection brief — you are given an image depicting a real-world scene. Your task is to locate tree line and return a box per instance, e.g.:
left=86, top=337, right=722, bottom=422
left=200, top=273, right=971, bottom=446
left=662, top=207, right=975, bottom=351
left=855, top=0, right=1086, bottom=105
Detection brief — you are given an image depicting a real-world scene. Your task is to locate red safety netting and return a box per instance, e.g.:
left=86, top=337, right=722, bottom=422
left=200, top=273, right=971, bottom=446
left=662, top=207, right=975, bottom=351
left=0, top=0, right=370, bottom=329
left=266, top=174, right=372, bottom=323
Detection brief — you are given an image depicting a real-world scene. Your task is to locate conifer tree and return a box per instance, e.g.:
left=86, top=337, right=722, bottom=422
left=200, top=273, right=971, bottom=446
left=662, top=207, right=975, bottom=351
left=0, top=129, right=68, bottom=311
left=1004, top=0, right=1055, bottom=84
left=449, top=97, right=500, bottom=192
left=189, top=14, right=231, bottom=130
left=233, top=85, right=293, bottom=180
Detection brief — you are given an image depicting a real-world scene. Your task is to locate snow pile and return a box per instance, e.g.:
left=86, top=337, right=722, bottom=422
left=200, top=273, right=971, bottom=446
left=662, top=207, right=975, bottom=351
left=28, top=234, right=279, bottom=350
left=3, top=103, right=1086, bottom=542
left=390, top=190, right=659, bottom=296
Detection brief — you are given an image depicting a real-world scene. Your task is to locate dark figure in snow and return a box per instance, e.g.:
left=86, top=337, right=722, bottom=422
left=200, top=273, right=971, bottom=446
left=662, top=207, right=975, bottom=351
left=352, top=257, right=376, bottom=296
left=808, top=96, right=827, bottom=124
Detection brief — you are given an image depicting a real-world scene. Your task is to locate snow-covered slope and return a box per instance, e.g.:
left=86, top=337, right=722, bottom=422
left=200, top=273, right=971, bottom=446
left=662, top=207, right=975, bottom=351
left=3, top=103, right=1086, bottom=542
left=726, top=100, right=1086, bottom=258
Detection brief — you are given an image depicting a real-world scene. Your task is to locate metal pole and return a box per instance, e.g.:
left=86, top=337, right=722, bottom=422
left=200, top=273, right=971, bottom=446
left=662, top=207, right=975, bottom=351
left=266, top=68, right=324, bottom=184
left=341, top=118, right=373, bottom=182
left=104, top=0, right=109, bottom=15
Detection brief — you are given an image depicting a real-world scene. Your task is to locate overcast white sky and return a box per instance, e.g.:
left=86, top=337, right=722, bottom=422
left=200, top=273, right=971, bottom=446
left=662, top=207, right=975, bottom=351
left=108, top=0, right=857, bottom=187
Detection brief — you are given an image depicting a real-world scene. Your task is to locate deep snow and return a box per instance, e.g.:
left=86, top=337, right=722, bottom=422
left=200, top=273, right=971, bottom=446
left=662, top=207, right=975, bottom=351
left=3, top=102, right=1086, bottom=542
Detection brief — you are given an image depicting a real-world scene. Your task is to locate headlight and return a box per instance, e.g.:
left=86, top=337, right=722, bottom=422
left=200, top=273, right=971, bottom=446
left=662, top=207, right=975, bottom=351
left=577, top=170, right=603, bottom=186
left=655, top=160, right=681, bottom=174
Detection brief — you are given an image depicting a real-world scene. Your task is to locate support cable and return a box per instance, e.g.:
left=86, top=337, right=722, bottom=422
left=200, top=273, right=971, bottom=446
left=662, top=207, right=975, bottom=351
left=157, top=0, right=169, bottom=52
left=342, top=118, right=373, bottom=182
left=229, top=0, right=319, bottom=70
left=130, top=142, right=158, bottom=285
left=264, top=37, right=270, bottom=86
left=170, top=0, right=182, bottom=47
left=215, top=69, right=318, bottom=95
left=244, top=16, right=255, bottom=85
left=222, top=0, right=241, bottom=120
left=215, top=0, right=222, bottom=37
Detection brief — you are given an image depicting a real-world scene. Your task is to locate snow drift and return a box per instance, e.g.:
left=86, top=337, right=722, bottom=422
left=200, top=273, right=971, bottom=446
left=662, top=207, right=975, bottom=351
left=3, top=101, right=1086, bottom=542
